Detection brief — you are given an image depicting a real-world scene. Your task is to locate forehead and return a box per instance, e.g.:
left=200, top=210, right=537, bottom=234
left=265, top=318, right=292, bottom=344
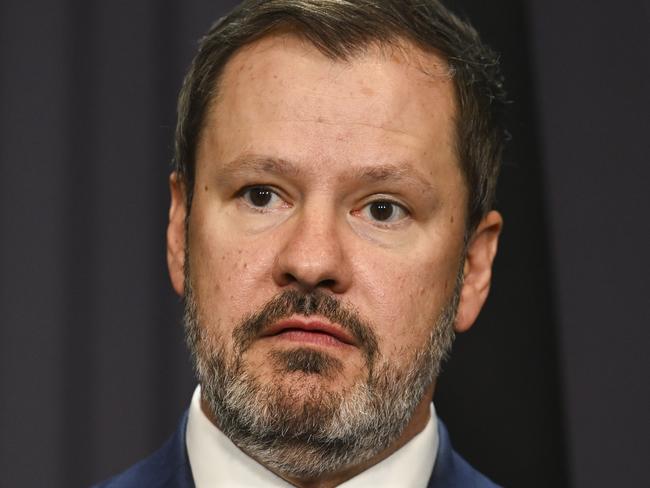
left=198, top=33, right=460, bottom=186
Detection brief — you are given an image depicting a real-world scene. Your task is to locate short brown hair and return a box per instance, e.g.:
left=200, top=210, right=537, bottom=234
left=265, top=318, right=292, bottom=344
left=174, top=0, right=507, bottom=232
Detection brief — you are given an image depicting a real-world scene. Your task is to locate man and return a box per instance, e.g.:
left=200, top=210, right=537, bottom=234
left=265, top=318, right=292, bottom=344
left=96, top=0, right=506, bottom=486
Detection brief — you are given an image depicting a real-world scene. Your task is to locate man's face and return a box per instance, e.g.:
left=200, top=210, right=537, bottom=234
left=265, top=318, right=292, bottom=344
left=167, top=33, right=500, bottom=478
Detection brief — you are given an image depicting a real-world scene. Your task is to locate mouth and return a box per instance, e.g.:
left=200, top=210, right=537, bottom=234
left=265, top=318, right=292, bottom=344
left=260, top=318, right=356, bottom=348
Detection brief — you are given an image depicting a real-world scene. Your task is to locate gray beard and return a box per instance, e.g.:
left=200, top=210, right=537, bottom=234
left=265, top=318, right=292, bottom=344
left=183, top=271, right=460, bottom=479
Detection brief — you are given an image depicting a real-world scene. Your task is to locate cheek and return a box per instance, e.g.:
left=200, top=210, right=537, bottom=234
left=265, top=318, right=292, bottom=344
left=353, top=246, right=460, bottom=353
left=188, top=210, right=277, bottom=330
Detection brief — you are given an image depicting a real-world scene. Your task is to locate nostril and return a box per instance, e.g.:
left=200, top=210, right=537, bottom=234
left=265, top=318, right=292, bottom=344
left=279, top=273, right=338, bottom=292
left=282, top=272, right=298, bottom=285
left=318, top=278, right=337, bottom=289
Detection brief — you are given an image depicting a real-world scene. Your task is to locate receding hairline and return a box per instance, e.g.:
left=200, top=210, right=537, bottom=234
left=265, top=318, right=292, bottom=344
left=196, top=28, right=461, bottom=178
left=208, top=26, right=455, bottom=99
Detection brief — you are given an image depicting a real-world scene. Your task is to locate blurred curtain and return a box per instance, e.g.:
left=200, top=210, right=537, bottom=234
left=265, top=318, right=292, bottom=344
left=1, top=1, right=647, bottom=487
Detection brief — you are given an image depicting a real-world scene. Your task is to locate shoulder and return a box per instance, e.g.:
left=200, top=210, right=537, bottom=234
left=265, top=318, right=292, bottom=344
left=91, top=412, right=194, bottom=488
left=428, top=419, right=501, bottom=488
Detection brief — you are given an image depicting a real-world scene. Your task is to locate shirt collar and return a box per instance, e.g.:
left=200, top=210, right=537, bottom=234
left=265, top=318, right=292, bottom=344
left=186, top=385, right=438, bottom=487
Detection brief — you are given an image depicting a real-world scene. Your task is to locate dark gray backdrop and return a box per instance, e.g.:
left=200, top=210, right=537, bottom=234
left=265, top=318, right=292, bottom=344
left=0, top=1, right=648, bottom=487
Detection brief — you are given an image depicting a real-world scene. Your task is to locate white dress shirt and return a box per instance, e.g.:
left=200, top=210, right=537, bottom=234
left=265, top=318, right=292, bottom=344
left=186, top=385, right=439, bottom=487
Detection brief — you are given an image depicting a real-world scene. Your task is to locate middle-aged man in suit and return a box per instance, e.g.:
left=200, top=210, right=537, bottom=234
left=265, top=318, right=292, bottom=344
left=96, top=0, right=507, bottom=486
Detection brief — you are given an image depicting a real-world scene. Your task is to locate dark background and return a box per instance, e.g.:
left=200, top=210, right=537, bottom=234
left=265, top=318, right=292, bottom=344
left=0, top=1, right=648, bottom=487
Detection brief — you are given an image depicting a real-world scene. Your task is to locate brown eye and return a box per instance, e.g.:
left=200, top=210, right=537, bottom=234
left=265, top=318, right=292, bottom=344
left=247, top=187, right=273, bottom=207
left=360, top=200, right=408, bottom=224
left=369, top=201, right=395, bottom=221
left=240, top=186, right=290, bottom=212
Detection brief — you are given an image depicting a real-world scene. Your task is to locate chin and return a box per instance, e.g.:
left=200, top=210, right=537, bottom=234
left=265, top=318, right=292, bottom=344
left=257, top=346, right=359, bottom=394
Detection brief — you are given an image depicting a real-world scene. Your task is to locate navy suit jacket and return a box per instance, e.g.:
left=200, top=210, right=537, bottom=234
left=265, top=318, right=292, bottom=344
left=94, top=411, right=499, bottom=487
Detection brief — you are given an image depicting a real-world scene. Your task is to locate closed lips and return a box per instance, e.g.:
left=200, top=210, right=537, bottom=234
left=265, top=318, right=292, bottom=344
left=262, top=319, right=356, bottom=346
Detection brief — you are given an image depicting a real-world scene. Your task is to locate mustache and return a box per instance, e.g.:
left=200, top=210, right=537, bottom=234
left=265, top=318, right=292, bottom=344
left=232, top=289, right=379, bottom=365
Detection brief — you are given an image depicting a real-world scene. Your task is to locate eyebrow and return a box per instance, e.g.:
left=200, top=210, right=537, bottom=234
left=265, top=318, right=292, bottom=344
left=350, top=164, right=435, bottom=192
left=218, top=154, right=436, bottom=192
left=219, top=155, right=304, bottom=178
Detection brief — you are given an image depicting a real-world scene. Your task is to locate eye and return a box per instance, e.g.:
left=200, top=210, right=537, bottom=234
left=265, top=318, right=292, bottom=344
left=360, top=200, right=409, bottom=224
left=240, top=186, right=286, bottom=210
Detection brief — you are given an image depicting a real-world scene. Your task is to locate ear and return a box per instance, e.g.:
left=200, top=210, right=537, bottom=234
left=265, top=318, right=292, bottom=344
left=167, top=172, right=188, bottom=296
left=454, top=210, right=503, bottom=333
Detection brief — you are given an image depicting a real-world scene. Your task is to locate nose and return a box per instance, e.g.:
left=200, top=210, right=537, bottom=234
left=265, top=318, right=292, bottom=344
left=271, top=203, right=351, bottom=294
